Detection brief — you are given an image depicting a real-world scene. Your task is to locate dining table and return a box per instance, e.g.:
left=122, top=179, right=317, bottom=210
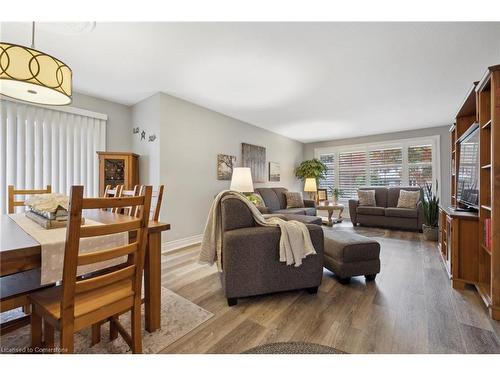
left=0, top=210, right=170, bottom=333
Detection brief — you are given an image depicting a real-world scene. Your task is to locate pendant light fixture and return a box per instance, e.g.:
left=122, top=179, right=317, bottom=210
left=0, top=22, right=72, bottom=105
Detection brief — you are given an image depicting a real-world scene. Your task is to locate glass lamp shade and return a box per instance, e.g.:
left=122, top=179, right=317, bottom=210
left=304, top=178, right=317, bottom=192
left=230, top=167, right=254, bottom=193
left=0, top=42, right=72, bottom=105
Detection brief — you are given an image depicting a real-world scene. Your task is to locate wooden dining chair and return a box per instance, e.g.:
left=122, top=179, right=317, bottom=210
left=119, top=185, right=141, bottom=217
left=102, top=184, right=123, bottom=213
left=28, top=185, right=152, bottom=354
left=138, top=185, right=164, bottom=220
left=8, top=185, right=52, bottom=214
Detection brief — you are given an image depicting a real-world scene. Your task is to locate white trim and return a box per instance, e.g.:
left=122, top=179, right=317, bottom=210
left=0, top=97, right=108, bottom=121
left=161, top=234, right=203, bottom=254
left=314, top=134, right=441, bottom=199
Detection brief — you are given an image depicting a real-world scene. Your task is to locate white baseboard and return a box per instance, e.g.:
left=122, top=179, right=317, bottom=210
left=161, top=234, right=202, bottom=254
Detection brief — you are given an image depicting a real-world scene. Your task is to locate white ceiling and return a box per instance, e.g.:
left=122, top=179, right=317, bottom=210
left=2, top=22, right=500, bottom=143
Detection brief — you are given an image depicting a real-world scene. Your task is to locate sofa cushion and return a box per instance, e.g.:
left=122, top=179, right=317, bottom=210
left=304, top=207, right=317, bottom=216
left=280, top=214, right=323, bottom=225
left=357, top=189, right=376, bottom=206
left=255, top=188, right=281, bottom=211
left=387, top=187, right=420, bottom=207
left=358, top=187, right=388, bottom=207
left=274, top=208, right=307, bottom=215
left=385, top=207, right=418, bottom=218
left=356, top=206, right=385, bottom=216
left=324, top=231, right=380, bottom=263
left=285, top=192, right=305, bottom=208
left=272, top=188, right=289, bottom=209
left=397, top=190, right=420, bottom=209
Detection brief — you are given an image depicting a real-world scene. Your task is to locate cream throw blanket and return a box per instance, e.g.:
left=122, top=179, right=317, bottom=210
left=198, top=190, right=316, bottom=271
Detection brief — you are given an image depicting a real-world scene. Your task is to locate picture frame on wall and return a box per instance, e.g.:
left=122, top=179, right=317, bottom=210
left=242, top=143, right=266, bottom=183
left=217, top=154, right=236, bottom=180
left=269, top=162, right=280, bottom=182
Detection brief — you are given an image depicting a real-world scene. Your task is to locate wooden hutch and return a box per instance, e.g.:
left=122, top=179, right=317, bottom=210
left=439, top=64, right=500, bottom=320
left=97, top=152, right=140, bottom=197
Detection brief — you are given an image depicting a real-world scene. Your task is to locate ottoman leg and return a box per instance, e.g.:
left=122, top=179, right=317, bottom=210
left=227, top=298, right=238, bottom=306
left=365, top=274, right=377, bottom=281
left=306, top=286, right=319, bottom=294
left=338, top=277, right=351, bottom=285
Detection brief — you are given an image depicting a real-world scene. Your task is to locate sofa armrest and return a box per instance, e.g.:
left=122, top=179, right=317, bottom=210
left=257, top=206, right=271, bottom=214
left=348, top=199, right=359, bottom=225
left=303, top=199, right=316, bottom=208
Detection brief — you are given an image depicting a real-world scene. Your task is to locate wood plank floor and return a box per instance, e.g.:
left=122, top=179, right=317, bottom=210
left=159, top=223, right=500, bottom=354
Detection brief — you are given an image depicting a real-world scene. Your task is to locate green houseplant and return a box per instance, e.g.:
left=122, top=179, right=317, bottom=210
left=420, top=181, right=440, bottom=241
left=294, top=159, right=327, bottom=183
left=328, top=187, right=342, bottom=204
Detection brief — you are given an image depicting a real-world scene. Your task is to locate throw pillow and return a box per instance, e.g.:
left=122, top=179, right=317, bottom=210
left=358, top=190, right=376, bottom=206
left=246, top=193, right=265, bottom=208
left=397, top=190, right=420, bottom=209
left=285, top=192, right=305, bottom=209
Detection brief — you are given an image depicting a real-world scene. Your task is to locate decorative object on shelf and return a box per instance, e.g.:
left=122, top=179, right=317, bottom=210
left=242, top=143, right=266, bottom=183
left=148, top=134, right=157, bottom=142
left=217, top=154, right=236, bottom=180
left=97, top=152, right=139, bottom=196
left=329, top=187, right=342, bottom=204
left=317, top=188, right=328, bottom=202
left=304, top=177, right=318, bottom=202
left=294, top=159, right=327, bottom=184
left=133, top=127, right=140, bottom=134
left=269, top=162, right=280, bottom=182
left=0, top=22, right=72, bottom=105
left=421, top=181, right=439, bottom=241
left=229, top=167, right=254, bottom=193
left=140, top=130, right=146, bottom=141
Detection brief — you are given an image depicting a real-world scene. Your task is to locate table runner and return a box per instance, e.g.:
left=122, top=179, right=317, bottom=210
left=8, top=213, right=128, bottom=285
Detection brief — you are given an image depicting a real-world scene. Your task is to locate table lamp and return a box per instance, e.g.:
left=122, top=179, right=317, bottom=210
left=230, top=167, right=254, bottom=193
left=304, top=178, right=318, bottom=202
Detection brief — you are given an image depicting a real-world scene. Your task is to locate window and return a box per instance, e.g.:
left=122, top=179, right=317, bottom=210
left=0, top=99, right=107, bottom=214
left=408, top=145, right=433, bottom=187
left=338, top=151, right=366, bottom=199
left=314, top=136, right=439, bottom=202
left=369, top=147, right=402, bottom=186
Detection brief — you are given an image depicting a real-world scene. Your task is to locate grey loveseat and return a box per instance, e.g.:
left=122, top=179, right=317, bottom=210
left=255, top=187, right=317, bottom=216
left=220, top=196, right=324, bottom=306
left=348, top=186, right=423, bottom=231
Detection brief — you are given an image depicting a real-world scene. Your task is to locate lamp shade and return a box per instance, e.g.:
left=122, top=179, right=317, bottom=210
left=303, top=178, right=317, bottom=192
left=0, top=42, right=72, bottom=105
left=230, top=167, right=254, bottom=193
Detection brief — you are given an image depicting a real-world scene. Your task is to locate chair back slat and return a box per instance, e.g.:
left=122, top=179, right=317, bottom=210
left=8, top=185, right=52, bottom=214
left=102, top=185, right=123, bottom=213
left=75, top=265, right=136, bottom=294
left=137, top=185, right=164, bottom=220
left=60, top=185, right=152, bottom=328
left=79, top=219, right=142, bottom=238
left=119, top=186, right=141, bottom=216
left=78, top=242, right=138, bottom=266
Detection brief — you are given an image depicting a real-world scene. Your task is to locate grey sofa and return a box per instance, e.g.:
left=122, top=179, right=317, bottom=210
left=255, top=187, right=317, bottom=216
left=220, top=196, right=324, bottom=306
left=348, top=186, right=423, bottom=231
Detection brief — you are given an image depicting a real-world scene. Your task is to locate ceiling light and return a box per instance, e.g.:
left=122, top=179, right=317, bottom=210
left=0, top=22, right=72, bottom=105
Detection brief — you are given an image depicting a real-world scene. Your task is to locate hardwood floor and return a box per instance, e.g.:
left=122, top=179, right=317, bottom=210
left=159, top=223, right=500, bottom=354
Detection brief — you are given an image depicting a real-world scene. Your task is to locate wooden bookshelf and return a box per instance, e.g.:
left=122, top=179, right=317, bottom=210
left=475, top=64, right=500, bottom=320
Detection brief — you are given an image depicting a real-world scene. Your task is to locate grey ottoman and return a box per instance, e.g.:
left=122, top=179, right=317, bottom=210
left=323, top=231, right=380, bottom=284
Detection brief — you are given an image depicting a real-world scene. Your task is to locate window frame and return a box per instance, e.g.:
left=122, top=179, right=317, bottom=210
left=314, top=135, right=441, bottom=202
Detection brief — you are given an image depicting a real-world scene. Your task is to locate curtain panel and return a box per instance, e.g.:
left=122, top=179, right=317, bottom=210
left=0, top=100, right=106, bottom=214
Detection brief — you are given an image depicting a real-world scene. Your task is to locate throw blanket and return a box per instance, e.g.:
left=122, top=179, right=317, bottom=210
left=198, top=190, right=316, bottom=271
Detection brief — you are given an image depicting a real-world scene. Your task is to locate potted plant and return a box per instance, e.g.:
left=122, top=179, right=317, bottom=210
left=294, top=159, right=327, bottom=183
left=421, top=181, right=440, bottom=241
left=328, top=187, right=342, bottom=204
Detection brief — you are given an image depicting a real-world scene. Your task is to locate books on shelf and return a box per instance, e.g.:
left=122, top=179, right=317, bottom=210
left=484, top=218, right=492, bottom=251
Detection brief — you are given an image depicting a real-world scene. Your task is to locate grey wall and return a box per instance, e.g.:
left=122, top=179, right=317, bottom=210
left=71, top=92, right=132, bottom=152
left=156, top=93, right=304, bottom=242
left=303, top=125, right=452, bottom=206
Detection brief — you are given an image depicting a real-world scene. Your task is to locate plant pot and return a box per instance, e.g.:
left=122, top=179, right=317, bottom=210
left=422, top=224, right=438, bottom=241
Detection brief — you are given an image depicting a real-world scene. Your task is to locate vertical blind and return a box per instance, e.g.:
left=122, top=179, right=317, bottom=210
left=408, top=145, right=433, bottom=187
left=0, top=100, right=106, bottom=214
left=338, top=151, right=367, bottom=199
left=319, top=153, right=335, bottom=192
left=369, top=147, right=403, bottom=186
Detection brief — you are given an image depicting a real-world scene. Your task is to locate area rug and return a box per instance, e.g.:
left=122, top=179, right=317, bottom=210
left=243, top=342, right=346, bottom=354
left=0, top=287, right=213, bottom=354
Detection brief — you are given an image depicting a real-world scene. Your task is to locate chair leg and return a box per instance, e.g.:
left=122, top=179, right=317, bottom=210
left=60, top=326, right=74, bottom=354
left=44, top=321, right=55, bottom=352
left=22, top=303, right=31, bottom=314
left=31, top=311, right=42, bottom=349
left=131, top=304, right=142, bottom=354
left=91, top=322, right=101, bottom=346
left=109, top=315, right=119, bottom=341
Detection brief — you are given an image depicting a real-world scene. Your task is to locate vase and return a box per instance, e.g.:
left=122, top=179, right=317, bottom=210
left=422, top=224, right=438, bottom=241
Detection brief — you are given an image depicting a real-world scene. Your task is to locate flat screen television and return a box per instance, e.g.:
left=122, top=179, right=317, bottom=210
left=457, top=124, right=480, bottom=210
